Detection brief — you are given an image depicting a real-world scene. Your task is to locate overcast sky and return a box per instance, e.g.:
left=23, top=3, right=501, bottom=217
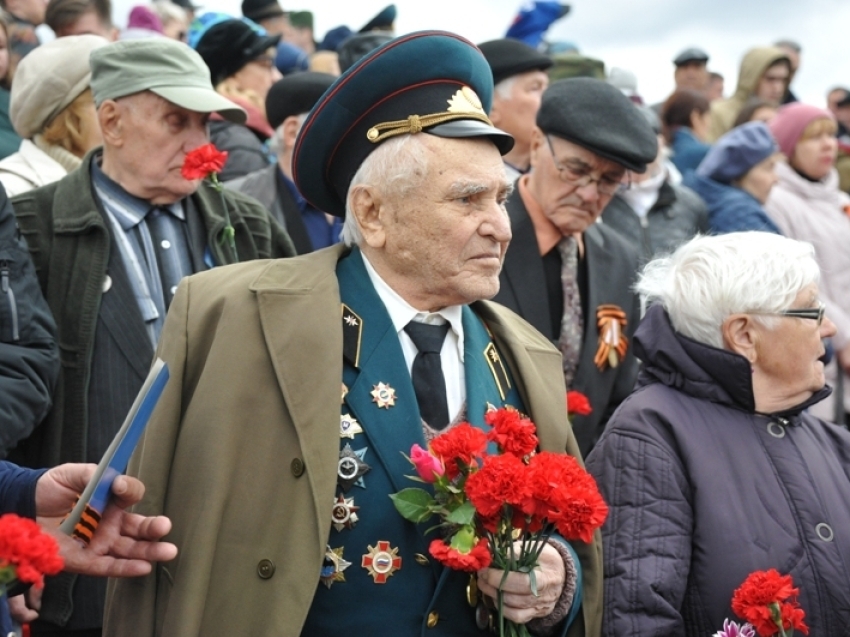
left=111, top=0, right=850, bottom=106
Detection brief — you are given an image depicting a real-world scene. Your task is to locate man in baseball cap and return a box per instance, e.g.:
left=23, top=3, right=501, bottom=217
left=11, top=37, right=294, bottom=636
left=105, top=30, right=601, bottom=637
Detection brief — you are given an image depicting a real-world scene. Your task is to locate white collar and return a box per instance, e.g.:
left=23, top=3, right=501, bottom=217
left=361, top=251, right=465, bottom=362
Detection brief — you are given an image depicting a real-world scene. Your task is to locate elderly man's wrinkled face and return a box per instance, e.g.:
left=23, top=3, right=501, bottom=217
left=527, top=128, right=625, bottom=236
left=102, top=92, right=210, bottom=204
left=754, top=284, right=836, bottom=402
left=358, top=135, right=512, bottom=311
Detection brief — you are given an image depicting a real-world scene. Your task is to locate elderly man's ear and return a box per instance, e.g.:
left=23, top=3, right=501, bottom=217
left=350, top=186, right=388, bottom=249
left=722, top=315, right=759, bottom=364
left=97, top=100, right=125, bottom=148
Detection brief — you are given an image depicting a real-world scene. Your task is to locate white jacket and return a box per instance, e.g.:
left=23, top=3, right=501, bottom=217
left=0, top=139, right=69, bottom=197
left=766, top=161, right=850, bottom=416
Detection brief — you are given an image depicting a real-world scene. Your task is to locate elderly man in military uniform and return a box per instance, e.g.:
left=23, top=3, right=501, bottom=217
left=493, top=79, right=657, bottom=456
left=104, top=32, right=601, bottom=637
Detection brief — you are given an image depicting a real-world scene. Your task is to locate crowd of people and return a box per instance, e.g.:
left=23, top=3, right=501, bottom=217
left=0, top=0, right=848, bottom=636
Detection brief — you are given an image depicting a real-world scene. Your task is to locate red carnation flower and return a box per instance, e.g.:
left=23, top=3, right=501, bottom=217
left=485, top=408, right=538, bottom=457
left=181, top=143, right=229, bottom=181
left=465, top=453, right=531, bottom=519
left=0, top=514, right=64, bottom=588
left=524, top=452, right=607, bottom=543
left=430, top=423, right=487, bottom=480
left=732, top=570, right=809, bottom=636
left=428, top=537, right=492, bottom=572
left=566, top=391, right=592, bottom=416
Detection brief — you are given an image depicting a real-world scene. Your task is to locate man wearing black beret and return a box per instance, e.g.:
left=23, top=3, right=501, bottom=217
left=226, top=72, right=341, bottom=254
left=494, top=77, right=657, bottom=456
left=105, top=30, right=602, bottom=637
left=479, top=38, right=552, bottom=181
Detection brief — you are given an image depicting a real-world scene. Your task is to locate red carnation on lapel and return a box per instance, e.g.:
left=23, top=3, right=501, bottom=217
left=181, top=143, right=228, bottom=181
left=732, top=569, right=809, bottom=636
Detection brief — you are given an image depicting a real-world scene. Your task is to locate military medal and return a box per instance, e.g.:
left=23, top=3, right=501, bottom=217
left=339, top=413, right=363, bottom=439
left=331, top=495, right=359, bottom=531
left=320, top=545, right=351, bottom=589
left=362, top=541, right=401, bottom=583
left=337, top=443, right=370, bottom=491
left=370, top=382, right=396, bottom=408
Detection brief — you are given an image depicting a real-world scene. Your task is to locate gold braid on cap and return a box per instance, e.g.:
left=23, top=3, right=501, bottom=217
left=366, top=86, right=493, bottom=144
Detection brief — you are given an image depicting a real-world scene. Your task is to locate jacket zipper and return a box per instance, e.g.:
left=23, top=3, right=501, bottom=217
left=0, top=260, right=19, bottom=341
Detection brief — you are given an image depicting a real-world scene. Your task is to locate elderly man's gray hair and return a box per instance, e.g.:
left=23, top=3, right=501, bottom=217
left=342, top=134, right=430, bottom=247
left=637, top=232, right=820, bottom=348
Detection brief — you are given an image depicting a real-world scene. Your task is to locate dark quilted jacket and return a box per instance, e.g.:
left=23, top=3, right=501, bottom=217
left=586, top=305, right=850, bottom=636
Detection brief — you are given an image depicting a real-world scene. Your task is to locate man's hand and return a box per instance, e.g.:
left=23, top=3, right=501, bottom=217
left=34, top=463, right=177, bottom=577
left=8, top=586, right=40, bottom=623
left=476, top=542, right=566, bottom=624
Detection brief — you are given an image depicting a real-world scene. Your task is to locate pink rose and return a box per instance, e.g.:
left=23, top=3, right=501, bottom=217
left=410, top=444, right=444, bottom=483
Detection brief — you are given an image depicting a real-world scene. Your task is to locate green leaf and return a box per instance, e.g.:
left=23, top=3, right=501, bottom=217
left=446, top=501, right=476, bottom=525
left=389, top=488, right=435, bottom=522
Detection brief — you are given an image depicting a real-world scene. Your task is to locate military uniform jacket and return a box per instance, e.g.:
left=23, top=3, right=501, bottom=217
left=103, top=244, right=602, bottom=637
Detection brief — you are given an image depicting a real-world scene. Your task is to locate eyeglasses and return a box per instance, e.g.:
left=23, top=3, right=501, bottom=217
left=755, top=301, right=826, bottom=326
left=545, top=135, right=624, bottom=196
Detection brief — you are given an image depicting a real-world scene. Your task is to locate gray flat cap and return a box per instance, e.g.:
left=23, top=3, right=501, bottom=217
left=536, top=77, right=658, bottom=173
left=673, top=47, right=709, bottom=66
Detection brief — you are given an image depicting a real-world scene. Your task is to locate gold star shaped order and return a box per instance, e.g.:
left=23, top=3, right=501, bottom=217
left=344, top=314, right=359, bottom=326
left=370, top=382, right=396, bottom=408
left=320, top=545, right=351, bottom=589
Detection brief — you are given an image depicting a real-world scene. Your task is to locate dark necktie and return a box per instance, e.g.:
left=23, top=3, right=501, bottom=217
left=557, top=236, right=583, bottom=386
left=404, top=321, right=450, bottom=429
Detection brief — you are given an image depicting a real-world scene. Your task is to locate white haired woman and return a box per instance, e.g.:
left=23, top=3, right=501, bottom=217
left=0, top=34, right=108, bottom=196
left=586, top=231, right=850, bottom=636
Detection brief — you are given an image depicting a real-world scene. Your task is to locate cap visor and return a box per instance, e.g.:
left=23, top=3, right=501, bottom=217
left=151, top=85, right=247, bottom=124
left=428, top=120, right=515, bottom=155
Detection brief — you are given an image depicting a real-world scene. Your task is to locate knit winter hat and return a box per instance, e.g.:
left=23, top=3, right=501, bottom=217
left=696, top=121, right=778, bottom=183
left=769, top=102, right=835, bottom=158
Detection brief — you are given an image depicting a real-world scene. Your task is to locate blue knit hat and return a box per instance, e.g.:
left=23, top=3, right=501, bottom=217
left=696, top=121, right=778, bottom=183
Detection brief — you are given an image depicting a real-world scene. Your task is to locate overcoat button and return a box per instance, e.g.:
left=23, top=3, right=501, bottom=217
left=816, top=523, right=834, bottom=542
left=102, top=275, right=112, bottom=293
left=426, top=611, right=439, bottom=628
left=414, top=553, right=429, bottom=566
left=291, top=458, right=305, bottom=477
left=257, top=559, right=275, bottom=579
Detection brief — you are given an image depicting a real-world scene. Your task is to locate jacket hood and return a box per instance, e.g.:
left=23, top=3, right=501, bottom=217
left=634, top=304, right=830, bottom=418
left=734, top=46, right=790, bottom=101
left=773, top=160, right=848, bottom=205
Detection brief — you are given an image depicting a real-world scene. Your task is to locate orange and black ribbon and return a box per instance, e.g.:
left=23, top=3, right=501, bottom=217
left=594, top=304, right=628, bottom=371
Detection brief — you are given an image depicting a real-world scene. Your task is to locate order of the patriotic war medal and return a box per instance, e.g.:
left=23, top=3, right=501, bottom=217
left=362, top=540, right=402, bottom=583
left=337, top=443, right=370, bottom=491
left=339, top=413, right=363, bottom=439
left=370, top=382, right=396, bottom=408
left=320, top=545, right=351, bottom=589
left=331, top=494, right=360, bottom=531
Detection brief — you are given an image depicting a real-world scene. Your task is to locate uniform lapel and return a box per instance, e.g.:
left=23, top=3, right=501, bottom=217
left=336, top=249, right=424, bottom=493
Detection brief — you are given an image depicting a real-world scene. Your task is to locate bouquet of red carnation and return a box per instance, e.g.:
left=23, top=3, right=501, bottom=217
left=181, top=143, right=235, bottom=250
left=730, top=569, right=808, bottom=637
left=390, top=403, right=606, bottom=637
left=0, top=514, right=64, bottom=595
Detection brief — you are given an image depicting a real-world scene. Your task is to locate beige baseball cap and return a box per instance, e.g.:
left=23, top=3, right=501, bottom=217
left=90, top=39, right=246, bottom=124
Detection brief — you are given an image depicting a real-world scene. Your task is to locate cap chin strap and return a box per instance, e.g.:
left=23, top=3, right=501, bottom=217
left=366, top=111, right=494, bottom=144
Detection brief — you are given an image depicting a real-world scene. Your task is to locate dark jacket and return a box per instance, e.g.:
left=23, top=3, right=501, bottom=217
left=0, top=460, right=42, bottom=517
left=0, top=183, right=58, bottom=457
left=601, top=180, right=708, bottom=265
left=586, top=305, right=850, bottom=636
left=683, top=171, right=782, bottom=234
left=209, top=120, right=271, bottom=182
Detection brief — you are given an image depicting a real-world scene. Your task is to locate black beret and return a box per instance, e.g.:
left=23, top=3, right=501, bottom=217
left=673, top=47, right=709, bottom=66
left=241, top=0, right=285, bottom=21
left=537, top=78, right=658, bottom=173
left=265, top=72, right=335, bottom=130
left=359, top=4, right=396, bottom=33
left=338, top=32, right=394, bottom=73
left=293, top=31, right=514, bottom=217
left=195, top=19, right=280, bottom=85
left=478, top=38, right=552, bottom=86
